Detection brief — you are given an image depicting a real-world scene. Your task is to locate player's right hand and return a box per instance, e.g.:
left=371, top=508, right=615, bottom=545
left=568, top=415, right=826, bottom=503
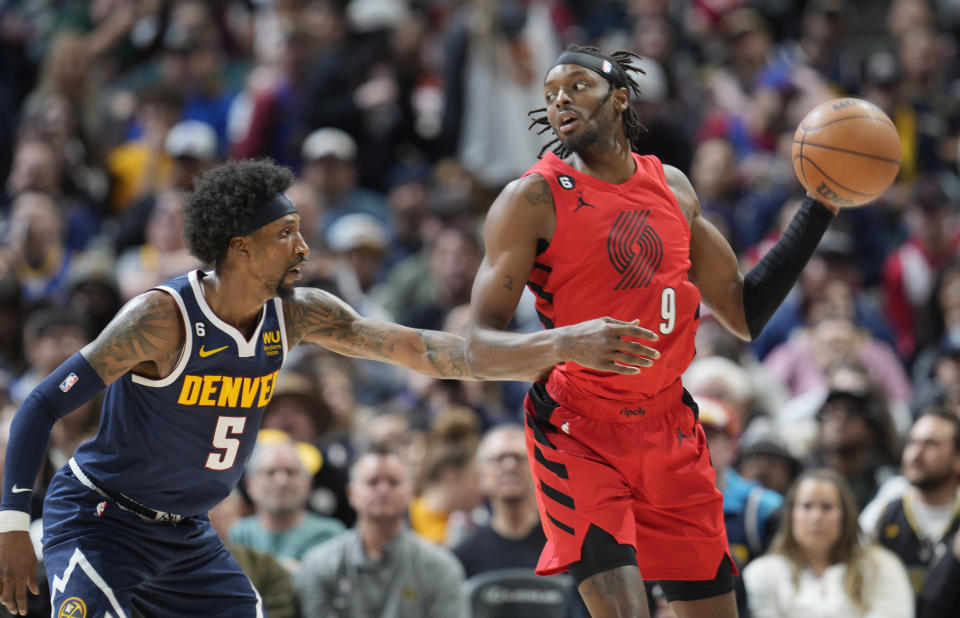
left=0, top=530, right=39, bottom=616
left=558, top=317, right=660, bottom=374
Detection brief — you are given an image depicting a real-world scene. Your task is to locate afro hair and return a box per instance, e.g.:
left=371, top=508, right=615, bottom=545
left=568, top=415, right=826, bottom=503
left=183, top=159, right=296, bottom=266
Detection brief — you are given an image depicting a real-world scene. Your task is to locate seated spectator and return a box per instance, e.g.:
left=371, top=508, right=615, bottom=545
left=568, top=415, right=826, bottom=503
left=298, top=445, right=468, bottom=617
left=3, top=191, right=75, bottom=304
left=810, top=371, right=901, bottom=511
left=209, top=490, right=298, bottom=618
left=736, top=418, right=803, bottom=496
left=409, top=441, right=481, bottom=547
left=114, top=188, right=202, bottom=299
left=260, top=369, right=354, bottom=526
left=8, top=308, right=89, bottom=405
left=452, top=424, right=590, bottom=618
left=452, top=424, right=542, bottom=577
left=872, top=410, right=960, bottom=611
left=231, top=436, right=345, bottom=577
left=299, top=127, right=388, bottom=231
left=698, top=396, right=783, bottom=569
left=743, top=469, right=914, bottom=617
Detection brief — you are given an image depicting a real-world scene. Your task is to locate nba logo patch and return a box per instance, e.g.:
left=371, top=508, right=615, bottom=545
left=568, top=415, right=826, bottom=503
left=59, top=373, right=79, bottom=393
left=601, top=60, right=612, bottom=74
left=96, top=501, right=107, bottom=517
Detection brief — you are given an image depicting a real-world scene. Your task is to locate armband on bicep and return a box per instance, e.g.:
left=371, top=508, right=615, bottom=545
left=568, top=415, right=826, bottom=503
left=1, top=352, right=106, bottom=513
left=742, top=196, right=835, bottom=339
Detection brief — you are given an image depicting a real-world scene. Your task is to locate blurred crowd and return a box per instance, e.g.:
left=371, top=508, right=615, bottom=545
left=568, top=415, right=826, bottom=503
left=2, top=0, right=960, bottom=616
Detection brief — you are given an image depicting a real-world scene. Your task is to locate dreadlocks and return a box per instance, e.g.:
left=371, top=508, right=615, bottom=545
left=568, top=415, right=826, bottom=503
left=528, top=45, right=646, bottom=159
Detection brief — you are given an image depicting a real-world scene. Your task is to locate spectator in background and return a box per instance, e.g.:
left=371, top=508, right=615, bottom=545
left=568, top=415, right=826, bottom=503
left=325, top=212, right=392, bottom=320
left=440, top=0, right=561, bottom=191
left=300, top=127, right=389, bottom=230
left=114, top=188, right=201, bottom=299
left=410, top=441, right=482, bottom=548
left=697, top=396, right=782, bottom=578
left=4, top=137, right=100, bottom=253
left=397, top=223, right=481, bottom=331
left=231, top=437, right=345, bottom=578
left=736, top=419, right=803, bottom=497
left=2, top=191, right=74, bottom=304
left=259, top=370, right=353, bottom=526
left=872, top=410, right=960, bottom=609
left=113, top=119, right=220, bottom=254
left=811, top=371, right=901, bottom=511
left=883, top=174, right=960, bottom=361
left=209, top=490, right=298, bottom=618
left=743, top=469, right=915, bottom=618
left=9, top=307, right=89, bottom=406
left=452, top=424, right=591, bottom=618
left=298, top=445, right=468, bottom=618
left=453, top=425, right=541, bottom=577
left=104, top=83, right=182, bottom=213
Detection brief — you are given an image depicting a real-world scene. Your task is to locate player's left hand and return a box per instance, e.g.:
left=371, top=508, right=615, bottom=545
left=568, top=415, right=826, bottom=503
left=0, top=530, right=39, bottom=616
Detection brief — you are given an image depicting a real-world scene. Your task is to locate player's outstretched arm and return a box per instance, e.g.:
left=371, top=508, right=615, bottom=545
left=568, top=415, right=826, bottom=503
left=0, top=290, right=183, bottom=616
left=467, top=175, right=660, bottom=380
left=667, top=164, right=838, bottom=342
left=283, top=288, right=472, bottom=379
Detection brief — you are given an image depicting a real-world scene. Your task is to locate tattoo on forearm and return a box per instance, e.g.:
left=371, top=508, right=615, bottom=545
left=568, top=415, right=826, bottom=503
left=503, top=275, right=514, bottom=290
left=419, top=331, right=470, bottom=378
left=285, top=289, right=471, bottom=379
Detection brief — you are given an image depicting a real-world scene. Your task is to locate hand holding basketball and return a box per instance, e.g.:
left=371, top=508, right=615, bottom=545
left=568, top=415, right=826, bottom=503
left=792, top=98, right=901, bottom=209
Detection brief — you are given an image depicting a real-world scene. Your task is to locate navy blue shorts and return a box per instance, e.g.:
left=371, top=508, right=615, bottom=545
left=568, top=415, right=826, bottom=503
left=42, top=466, right=262, bottom=618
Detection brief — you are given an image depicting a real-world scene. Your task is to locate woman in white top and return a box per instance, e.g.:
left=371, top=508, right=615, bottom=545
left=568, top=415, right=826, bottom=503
left=743, top=468, right=914, bottom=618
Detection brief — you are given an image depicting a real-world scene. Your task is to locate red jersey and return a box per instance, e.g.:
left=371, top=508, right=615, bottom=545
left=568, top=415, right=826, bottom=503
left=523, top=152, right=700, bottom=405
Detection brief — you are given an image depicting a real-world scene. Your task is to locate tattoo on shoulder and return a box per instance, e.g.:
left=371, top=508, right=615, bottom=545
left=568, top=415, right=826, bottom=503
left=503, top=275, right=514, bottom=290
left=86, top=292, right=182, bottom=383
left=524, top=178, right=554, bottom=206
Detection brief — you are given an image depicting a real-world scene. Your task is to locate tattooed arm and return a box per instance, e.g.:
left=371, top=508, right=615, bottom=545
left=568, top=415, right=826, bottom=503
left=81, top=290, right=185, bottom=384
left=467, top=174, right=660, bottom=380
left=0, top=291, right=183, bottom=616
left=283, top=287, right=472, bottom=379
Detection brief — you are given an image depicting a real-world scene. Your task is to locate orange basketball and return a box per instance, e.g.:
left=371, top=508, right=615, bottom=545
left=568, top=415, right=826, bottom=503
left=792, top=98, right=901, bottom=208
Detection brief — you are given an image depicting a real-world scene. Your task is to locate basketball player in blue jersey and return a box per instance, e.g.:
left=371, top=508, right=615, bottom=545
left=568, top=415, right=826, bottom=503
left=0, top=160, right=478, bottom=617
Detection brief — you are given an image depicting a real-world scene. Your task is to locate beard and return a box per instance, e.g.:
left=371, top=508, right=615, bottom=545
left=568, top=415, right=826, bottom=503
left=276, top=278, right=295, bottom=299
left=907, top=466, right=954, bottom=491
left=559, top=122, right=602, bottom=154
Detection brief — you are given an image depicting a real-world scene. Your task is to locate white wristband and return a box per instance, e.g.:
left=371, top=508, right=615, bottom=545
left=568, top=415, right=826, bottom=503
left=0, top=510, right=30, bottom=532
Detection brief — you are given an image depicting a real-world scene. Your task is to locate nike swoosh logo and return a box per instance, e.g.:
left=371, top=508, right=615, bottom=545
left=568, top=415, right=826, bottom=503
left=198, top=345, right=229, bottom=358
left=11, top=485, right=31, bottom=493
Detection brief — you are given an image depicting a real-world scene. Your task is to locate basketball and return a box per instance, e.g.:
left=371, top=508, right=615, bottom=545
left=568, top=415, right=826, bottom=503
left=792, top=98, right=901, bottom=208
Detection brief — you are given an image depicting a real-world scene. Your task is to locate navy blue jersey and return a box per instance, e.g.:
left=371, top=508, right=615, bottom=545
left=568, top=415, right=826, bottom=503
left=73, top=270, right=288, bottom=516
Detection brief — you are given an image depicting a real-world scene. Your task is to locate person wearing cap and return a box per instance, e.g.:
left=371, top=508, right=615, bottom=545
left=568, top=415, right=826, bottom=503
left=696, top=397, right=783, bottom=573
left=0, top=159, right=477, bottom=617
left=299, top=127, right=389, bottom=233
left=113, top=120, right=221, bottom=254
left=465, top=44, right=843, bottom=617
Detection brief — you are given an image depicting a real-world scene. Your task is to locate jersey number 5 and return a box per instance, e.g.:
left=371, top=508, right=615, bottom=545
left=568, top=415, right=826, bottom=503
left=205, top=416, right=246, bottom=470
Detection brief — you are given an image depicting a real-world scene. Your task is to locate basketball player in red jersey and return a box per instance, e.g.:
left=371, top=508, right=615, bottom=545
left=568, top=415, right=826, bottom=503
left=465, top=46, right=841, bottom=618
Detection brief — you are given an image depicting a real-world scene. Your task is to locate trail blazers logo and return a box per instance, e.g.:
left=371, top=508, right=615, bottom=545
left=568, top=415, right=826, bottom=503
left=607, top=210, right=662, bottom=289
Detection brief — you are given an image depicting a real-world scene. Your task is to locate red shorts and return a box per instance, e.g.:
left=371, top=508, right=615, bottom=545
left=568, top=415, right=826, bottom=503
left=524, top=378, right=734, bottom=581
